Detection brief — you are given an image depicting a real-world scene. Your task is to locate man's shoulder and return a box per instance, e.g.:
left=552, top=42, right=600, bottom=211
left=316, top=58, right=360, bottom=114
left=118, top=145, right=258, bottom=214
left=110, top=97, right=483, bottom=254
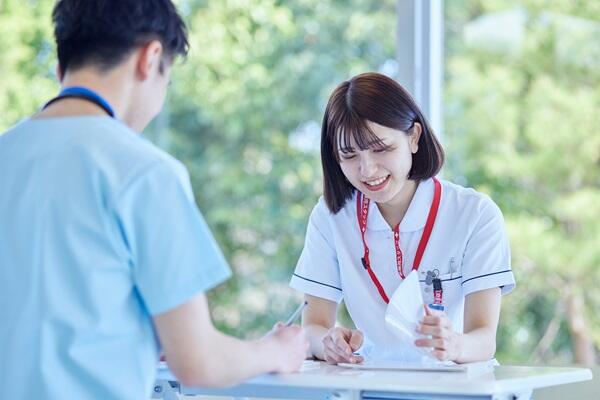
left=87, top=118, right=188, bottom=190
left=91, top=118, right=178, bottom=165
left=1, top=116, right=187, bottom=191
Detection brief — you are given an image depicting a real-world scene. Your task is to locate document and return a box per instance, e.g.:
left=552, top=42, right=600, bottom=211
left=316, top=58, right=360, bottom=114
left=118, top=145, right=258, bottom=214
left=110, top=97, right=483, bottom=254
left=341, top=270, right=496, bottom=376
left=383, top=270, right=432, bottom=360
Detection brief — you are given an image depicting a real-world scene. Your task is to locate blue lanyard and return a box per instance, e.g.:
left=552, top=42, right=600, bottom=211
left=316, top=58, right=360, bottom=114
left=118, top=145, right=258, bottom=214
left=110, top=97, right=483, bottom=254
left=43, top=86, right=115, bottom=118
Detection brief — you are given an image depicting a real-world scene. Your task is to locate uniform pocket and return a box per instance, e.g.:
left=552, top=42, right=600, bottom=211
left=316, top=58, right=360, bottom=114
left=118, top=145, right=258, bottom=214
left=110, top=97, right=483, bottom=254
left=420, top=272, right=463, bottom=313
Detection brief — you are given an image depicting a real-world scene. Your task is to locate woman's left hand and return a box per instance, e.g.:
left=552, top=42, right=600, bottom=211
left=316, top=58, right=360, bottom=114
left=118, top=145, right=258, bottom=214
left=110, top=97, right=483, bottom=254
left=414, top=304, right=461, bottom=361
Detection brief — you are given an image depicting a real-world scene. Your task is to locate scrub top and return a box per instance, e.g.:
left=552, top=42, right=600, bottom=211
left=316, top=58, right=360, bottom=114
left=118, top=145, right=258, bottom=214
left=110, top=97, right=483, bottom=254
left=0, top=117, right=231, bottom=399
left=290, top=178, right=515, bottom=360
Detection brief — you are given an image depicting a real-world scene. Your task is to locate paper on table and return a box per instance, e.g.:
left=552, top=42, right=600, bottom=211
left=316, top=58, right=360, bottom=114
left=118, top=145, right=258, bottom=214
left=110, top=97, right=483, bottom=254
left=383, top=270, right=434, bottom=360
left=300, top=360, right=322, bottom=371
left=338, top=359, right=497, bottom=376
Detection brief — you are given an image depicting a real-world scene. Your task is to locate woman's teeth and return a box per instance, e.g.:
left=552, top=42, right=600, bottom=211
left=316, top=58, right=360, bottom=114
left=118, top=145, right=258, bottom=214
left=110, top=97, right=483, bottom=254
left=365, top=175, right=389, bottom=186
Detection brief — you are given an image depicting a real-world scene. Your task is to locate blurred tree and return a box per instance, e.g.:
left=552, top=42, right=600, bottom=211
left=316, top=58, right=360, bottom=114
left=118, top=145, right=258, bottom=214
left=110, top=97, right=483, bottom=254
left=445, top=0, right=600, bottom=365
left=0, top=0, right=56, bottom=129
left=155, top=0, right=396, bottom=335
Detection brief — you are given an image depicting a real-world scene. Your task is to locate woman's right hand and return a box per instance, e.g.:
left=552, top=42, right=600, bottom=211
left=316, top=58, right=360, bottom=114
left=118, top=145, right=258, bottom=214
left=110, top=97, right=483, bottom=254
left=322, top=327, right=364, bottom=364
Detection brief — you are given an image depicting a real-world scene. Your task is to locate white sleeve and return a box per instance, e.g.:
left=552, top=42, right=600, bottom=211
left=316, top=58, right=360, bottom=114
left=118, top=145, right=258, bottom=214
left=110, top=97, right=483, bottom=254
left=290, top=199, right=343, bottom=303
left=461, top=197, right=515, bottom=296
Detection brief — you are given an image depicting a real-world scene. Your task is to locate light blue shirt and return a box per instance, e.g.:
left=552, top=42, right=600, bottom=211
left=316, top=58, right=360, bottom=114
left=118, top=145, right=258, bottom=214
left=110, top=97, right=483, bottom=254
left=0, top=117, right=231, bottom=399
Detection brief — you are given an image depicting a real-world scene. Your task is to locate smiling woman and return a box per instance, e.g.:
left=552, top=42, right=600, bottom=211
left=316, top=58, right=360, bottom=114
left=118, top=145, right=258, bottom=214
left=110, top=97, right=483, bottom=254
left=321, top=72, right=444, bottom=215
left=337, top=121, right=424, bottom=228
left=290, top=72, right=515, bottom=365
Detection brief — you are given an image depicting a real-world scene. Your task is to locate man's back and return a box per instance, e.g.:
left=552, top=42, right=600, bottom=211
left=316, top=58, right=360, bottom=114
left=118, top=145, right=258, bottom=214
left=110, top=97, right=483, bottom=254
left=0, top=116, right=231, bottom=399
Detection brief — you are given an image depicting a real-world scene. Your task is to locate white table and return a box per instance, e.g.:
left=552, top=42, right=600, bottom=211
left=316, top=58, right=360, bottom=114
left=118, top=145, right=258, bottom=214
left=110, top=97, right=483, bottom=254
left=152, top=361, right=592, bottom=400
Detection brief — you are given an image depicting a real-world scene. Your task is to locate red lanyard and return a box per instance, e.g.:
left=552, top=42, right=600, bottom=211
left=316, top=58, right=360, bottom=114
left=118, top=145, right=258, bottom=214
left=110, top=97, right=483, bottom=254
left=356, top=177, right=442, bottom=304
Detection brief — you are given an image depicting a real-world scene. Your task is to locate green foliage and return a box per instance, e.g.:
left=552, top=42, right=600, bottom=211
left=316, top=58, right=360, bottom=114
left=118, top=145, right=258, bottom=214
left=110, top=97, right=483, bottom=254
left=0, top=0, right=57, bottom=128
left=445, top=0, right=599, bottom=363
left=159, top=0, right=396, bottom=336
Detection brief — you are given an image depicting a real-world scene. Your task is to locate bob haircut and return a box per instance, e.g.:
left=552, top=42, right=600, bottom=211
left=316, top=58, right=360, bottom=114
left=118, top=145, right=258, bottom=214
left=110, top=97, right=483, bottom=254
left=321, top=72, right=444, bottom=213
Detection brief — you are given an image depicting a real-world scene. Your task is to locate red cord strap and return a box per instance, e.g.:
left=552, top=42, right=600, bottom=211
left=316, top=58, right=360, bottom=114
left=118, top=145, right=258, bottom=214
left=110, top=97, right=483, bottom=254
left=356, top=178, right=442, bottom=304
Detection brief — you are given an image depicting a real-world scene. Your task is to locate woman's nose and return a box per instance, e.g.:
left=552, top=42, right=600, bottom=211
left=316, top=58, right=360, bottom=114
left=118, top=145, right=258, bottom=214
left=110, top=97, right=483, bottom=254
left=359, top=153, right=377, bottom=177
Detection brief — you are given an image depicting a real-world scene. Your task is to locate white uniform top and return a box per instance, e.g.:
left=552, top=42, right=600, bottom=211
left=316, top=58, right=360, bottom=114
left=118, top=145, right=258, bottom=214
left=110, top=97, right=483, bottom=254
left=290, top=178, right=515, bottom=359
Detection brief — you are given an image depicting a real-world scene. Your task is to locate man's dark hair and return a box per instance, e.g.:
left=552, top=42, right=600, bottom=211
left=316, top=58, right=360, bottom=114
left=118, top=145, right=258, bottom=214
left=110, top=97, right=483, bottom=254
left=52, top=0, right=189, bottom=73
left=321, top=72, right=445, bottom=213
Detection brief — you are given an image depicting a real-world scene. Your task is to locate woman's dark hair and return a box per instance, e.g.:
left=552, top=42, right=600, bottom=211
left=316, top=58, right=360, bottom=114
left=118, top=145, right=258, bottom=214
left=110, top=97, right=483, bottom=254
left=52, top=0, right=189, bottom=73
left=321, top=72, right=444, bottom=213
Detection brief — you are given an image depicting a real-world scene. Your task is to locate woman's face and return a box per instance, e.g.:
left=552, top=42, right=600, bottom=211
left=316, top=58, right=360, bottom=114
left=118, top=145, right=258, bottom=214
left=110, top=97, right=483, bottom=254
left=338, top=121, right=421, bottom=206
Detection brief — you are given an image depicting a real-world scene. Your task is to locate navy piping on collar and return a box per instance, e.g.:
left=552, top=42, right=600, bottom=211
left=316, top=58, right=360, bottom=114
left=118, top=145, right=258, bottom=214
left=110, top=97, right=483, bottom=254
left=292, top=273, right=342, bottom=291
left=461, top=270, right=512, bottom=285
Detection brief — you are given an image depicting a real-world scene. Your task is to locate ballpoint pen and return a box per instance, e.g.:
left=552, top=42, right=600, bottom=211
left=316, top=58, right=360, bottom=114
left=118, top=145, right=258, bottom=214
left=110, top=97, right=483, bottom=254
left=285, top=301, right=308, bottom=326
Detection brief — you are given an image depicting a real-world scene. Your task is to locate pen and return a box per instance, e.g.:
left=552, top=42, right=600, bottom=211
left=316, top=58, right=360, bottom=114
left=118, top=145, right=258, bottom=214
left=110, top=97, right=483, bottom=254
left=285, top=301, right=308, bottom=326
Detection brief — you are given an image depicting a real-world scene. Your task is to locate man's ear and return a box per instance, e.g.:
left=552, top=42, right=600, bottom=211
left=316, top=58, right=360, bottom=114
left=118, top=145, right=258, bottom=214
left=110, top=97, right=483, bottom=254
left=410, top=122, right=422, bottom=154
left=135, top=40, right=164, bottom=80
